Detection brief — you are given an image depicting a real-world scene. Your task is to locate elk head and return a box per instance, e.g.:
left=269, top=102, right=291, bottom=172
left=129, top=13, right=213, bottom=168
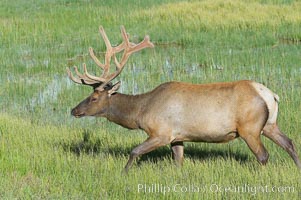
left=67, top=26, right=154, bottom=118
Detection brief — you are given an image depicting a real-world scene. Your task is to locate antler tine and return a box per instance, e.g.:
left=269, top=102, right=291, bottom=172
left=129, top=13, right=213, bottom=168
left=113, top=28, right=154, bottom=71
left=94, top=26, right=130, bottom=87
left=74, top=65, right=85, bottom=79
left=67, top=65, right=104, bottom=86
left=89, top=47, right=105, bottom=69
left=99, top=26, right=112, bottom=51
left=67, top=25, right=154, bottom=90
left=99, top=26, right=112, bottom=74
left=66, top=67, right=82, bottom=84
left=87, top=26, right=125, bottom=81
left=129, top=35, right=154, bottom=53
left=82, top=63, right=107, bottom=82
left=98, top=26, right=154, bottom=87
left=120, top=25, right=131, bottom=47
left=85, top=26, right=113, bottom=79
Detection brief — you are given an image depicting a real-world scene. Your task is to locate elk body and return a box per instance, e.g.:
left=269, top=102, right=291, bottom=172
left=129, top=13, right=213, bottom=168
left=68, top=26, right=301, bottom=172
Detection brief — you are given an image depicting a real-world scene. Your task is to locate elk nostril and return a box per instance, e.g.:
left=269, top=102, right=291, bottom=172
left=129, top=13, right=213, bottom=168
left=71, top=108, right=85, bottom=118
left=71, top=108, right=77, bottom=116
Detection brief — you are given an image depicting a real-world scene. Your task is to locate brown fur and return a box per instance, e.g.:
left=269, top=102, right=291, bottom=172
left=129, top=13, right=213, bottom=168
left=71, top=80, right=301, bottom=172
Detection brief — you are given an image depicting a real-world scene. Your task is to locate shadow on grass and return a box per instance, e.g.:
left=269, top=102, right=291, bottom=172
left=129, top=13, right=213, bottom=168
left=137, top=146, right=249, bottom=165
left=60, top=130, right=103, bottom=156
left=60, top=131, right=249, bottom=165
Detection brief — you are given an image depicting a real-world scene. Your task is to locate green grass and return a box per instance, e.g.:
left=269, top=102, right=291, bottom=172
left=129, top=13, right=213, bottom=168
left=1, top=0, right=301, bottom=199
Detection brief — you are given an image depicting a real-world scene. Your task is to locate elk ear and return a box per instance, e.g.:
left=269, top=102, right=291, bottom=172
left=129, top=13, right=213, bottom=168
left=108, top=81, right=121, bottom=97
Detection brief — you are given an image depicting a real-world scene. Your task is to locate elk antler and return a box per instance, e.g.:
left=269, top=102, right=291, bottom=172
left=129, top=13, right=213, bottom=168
left=67, top=26, right=154, bottom=90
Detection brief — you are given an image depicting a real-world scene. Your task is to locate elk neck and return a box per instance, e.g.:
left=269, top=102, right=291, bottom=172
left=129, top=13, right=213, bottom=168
left=105, top=92, right=147, bottom=129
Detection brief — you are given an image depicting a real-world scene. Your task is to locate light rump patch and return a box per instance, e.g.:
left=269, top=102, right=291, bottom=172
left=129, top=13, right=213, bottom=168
left=251, top=82, right=279, bottom=125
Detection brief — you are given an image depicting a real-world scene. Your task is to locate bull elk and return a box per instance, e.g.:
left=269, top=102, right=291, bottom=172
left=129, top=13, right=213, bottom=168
left=67, top=26, right=301, bottom=172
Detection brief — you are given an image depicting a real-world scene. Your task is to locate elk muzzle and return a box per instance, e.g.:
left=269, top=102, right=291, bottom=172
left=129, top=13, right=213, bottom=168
left=71, top=107, right=85, bottom=118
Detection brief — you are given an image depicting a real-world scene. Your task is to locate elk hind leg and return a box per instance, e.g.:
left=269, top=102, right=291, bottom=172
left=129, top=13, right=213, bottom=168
left=171, top=141, right=184, bottom=166
left=239, top=127, right=269, bottom=165
left=263, top=124, right=301, bottom=169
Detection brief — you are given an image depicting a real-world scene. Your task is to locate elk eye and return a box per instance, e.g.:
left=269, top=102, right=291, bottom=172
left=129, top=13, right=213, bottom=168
left=91, top=97, right=98, bottom=102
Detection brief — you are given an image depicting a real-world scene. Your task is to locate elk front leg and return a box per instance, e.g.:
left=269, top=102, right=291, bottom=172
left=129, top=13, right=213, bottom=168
left=171, top=141, right=184, bottom=166
left=124, top=136, right=170, bottom=172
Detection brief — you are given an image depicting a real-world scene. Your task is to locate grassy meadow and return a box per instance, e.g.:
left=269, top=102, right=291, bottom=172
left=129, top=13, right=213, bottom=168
left=1, top=0, right=301, bottom=199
